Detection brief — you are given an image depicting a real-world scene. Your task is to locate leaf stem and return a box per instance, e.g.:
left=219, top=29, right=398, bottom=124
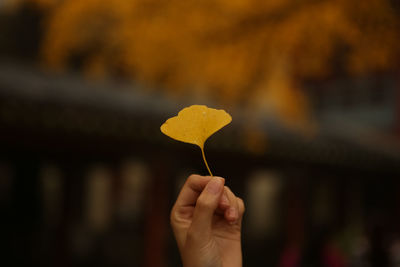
left=201, top=147, right=213, bottom=176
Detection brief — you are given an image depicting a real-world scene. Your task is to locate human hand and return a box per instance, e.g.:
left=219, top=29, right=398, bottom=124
left=170, top=174, right=245, bottom=267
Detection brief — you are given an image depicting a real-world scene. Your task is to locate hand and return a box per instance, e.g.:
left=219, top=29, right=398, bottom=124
left=170, top=174, right=245, bottom=267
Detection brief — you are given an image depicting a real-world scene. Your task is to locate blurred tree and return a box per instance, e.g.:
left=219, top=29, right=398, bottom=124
left=9, top=0, right=400, bottom=126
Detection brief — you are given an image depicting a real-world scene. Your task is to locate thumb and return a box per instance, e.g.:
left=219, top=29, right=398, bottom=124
left=189, top=177, right=225, bottom=235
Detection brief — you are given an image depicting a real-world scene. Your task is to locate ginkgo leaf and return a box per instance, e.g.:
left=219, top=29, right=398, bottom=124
left=160, top=105, right=232, bottom=176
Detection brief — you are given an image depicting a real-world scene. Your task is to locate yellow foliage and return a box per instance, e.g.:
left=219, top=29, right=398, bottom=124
left=13, top=0, right=399, bottom=127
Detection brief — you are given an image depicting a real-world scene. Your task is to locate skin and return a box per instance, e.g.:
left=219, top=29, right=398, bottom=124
left=170, top=174, right=245, bottom=267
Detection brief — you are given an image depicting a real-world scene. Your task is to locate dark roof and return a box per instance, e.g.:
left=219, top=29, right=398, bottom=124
left=1, top=62, right=399, bottom=173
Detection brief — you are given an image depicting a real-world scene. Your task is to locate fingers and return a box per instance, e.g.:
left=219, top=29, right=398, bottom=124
left=236, top=196, right=245, bottom=225
left=223, top=186, right=245, bottom=226
left=214, top=190, right=230, bottom=216
left=189, top=176, right=225, bottom=235
left=223, top=186, right=238, bottom=223
left=218, top=191, right=230, bottom=210
left=174, top=174, right=213, bottom=209
left=172, top=174, right=245, bottom=233
left=171, top=175, right=217, bottom=250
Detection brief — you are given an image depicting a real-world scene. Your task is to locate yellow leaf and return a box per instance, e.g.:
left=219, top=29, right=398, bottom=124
left=160, top=105, right=232, bottom=176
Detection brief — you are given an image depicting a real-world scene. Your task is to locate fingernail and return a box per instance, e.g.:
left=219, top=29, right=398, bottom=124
left=206, top=177, right=223, bottom=195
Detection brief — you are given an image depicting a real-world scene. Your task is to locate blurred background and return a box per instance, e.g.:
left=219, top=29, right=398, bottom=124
left=1, top=0, right=400, bottom=266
